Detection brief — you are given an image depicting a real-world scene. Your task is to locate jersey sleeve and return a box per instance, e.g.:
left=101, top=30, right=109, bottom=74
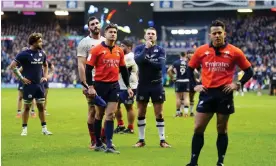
left=14, top=52, right=25, bottom=65
left=234, top=47, right=251, bottom=70
left=188, top=48, right=201, bottom=69
left=77, top=39, right=88, bottom=57
left=125, top=53, right=136, bottom=68
left=86, top=47, right=98, bottom=66
left=119, top=48, right=126, bottom=66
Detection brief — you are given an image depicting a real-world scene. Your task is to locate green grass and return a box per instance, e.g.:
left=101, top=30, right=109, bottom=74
left=1, top=88, right=276, bottom=166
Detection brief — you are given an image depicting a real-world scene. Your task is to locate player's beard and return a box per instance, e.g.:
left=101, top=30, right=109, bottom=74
left=90, top=28, right=100, bottom=35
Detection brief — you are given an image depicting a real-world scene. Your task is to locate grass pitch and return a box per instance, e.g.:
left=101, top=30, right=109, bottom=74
left=1, top=88, right=276, bottom=166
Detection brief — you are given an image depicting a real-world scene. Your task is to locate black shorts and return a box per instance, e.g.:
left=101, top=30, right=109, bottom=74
left=18, top=82, right=24, bottom=91
left=136, top=83, right=165, bottom=103
left=175, top=82, right=189, bottom=92
left=119, top=89, right=137, bottom=105
left=196, top=88, right=234, bottom=115
left=23, top=84, right=45, bottom=101
left=271, top=84, right=276, bottom=89
left=94, top=81, right=120, bottom=103
left=43, top=81, right=49, bottom=89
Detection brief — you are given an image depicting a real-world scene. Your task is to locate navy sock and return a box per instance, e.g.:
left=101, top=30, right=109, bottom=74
left=190, top=133, right=204, bottom=165
left=105, top=120, right=114, bottom=148
left=217, top=133, right=228, bottom=164
left=94, top=119, right=102, bottom=146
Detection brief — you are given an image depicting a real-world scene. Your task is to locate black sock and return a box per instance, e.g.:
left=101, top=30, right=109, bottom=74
left=22, top=124, right=27, bottom=127
left=31, top=110, right=35, bottom=112
left=41, top=122, right=46, bottom=126
left=190, top=133, right=204, bottom=165
left=18, top=110, right=21, bottom=113
left=105, top=120, right=114, bottom=148
left=94, top=119, right=102, bottom=146
left=217, top=133, right=228, bottom=164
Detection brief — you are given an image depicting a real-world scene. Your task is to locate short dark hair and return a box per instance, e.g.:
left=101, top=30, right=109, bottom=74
left=210, top=20, right=225, bottom=30
left=121, top=39, right=133, bottom=48
left=28, top=32, right=42, bottom=45
left=180, top=52, right=186, bottom=57
left=104, top=23, right=118, bottom=32
left=87, top=16, right=98, bottom=26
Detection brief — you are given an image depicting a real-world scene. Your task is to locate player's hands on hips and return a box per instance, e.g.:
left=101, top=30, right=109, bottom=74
left=88, top=86, right=97, bottom=98
left=40, top=77, right=47, bottom=83
left=22, top=77, right=31, bottom=85
left=127, top=88, right=134, bottom=98
left=145, top=41, right=153, bottom=48
left=222, top=83, right=238, bottom=93
left=194, top=85, right=207, bottom=93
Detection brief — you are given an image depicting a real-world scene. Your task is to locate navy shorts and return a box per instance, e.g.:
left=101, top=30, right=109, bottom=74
left=136, top=83, right=165, bottom=103
left=196, top=88, right=234, bottom=115
left=175, top=82, right=189, bottom=92
left=18, top=81, right=24, bottom=91
left=119, top=89, right=137, bottom=105
left=94, top=81, right=120, bottom=103
left=43, top=81, right=49, bottom=89
left=23, top=84, right=45, bottom=101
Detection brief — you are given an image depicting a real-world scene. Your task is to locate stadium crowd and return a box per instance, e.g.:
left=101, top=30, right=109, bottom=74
left=1, top=15, right=276, bottom=87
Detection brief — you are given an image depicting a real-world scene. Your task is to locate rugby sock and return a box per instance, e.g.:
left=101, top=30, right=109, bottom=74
left=22, top=124, right=27, bottom=128
left=87, top=123, right=95, bottom=143
left=128, top=124, right=134, bottom=130
left=184, top=106, right=189, bottom=114
left=156, top=119, right=165, bottom=141
left=190, top=133, right=204, bottom=165
left=176, top=108, right=181, bottom=115
left=31, top=110, right=35, bottom=112
left=94, top=119, right=102, bottom=146
left=137, top=117, right=146, bottom=141
left=217, top=133, right=228, bottom=164
left=17, top=110, right=21, bottom=113
left=41, top=122, right=46, bottom=128
left=118, top=120, right=124, bottom=127
left=190, top=102, right=194, bottom=113
left=105, top=120, right=114, bottom=148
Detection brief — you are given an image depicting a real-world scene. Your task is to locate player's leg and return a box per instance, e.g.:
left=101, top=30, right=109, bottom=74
left=151, top=85, right=170, bottom=148
left=183, top=92, right=190, bottom=117
left=36, top=84, right=52, bottom=135
left=44, top=87, right=50, bottom=115
left=215, top=90, right=234, bottom=166
left=187, top=91, right=215, bottom=166
left=30, top=99, right=36, bottom=118
left=103, top=82, right=120, bottom=153
left=189, top=91, right=196, bottom=116
left=17, top=89, right=23, bottom=118
left=134, top=86, right=149, bottom=147
left=257, top=80, right=262, bottom=96
left=273, top=84, right=276, bottom=95
left=114, top=100, right=125, bottom=134
left=175, top=92, right=183, bottom=117
left=87, top=97, right=96, bottom=149
left=187, top=112, right=214, bottom=166
left=123, top=103, right=135, bottom=133
left=104, top=102, right=120, bottom=153
left=216, top=113, right=230, bottom=166
left=174, top=82, right=183, bottom=117
left=94, top=105, right=105, bottom=151
left=21, top=84, right=34, bottom=136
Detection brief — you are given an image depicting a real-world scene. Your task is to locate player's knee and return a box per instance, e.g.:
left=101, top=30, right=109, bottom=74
left=105, top=112, right=115, bottom=120
left=36, top=104, right=44, bottom=112
left=194, top=124, right=206, bottom=133
left=217, top=123, right=227, bottom=134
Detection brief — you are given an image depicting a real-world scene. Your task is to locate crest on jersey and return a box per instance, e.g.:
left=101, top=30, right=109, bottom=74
left=39, top=53, right=42, bottom=57
left=223, top=51, right=231, bottom=59
left=34, top=58, right=41, bottom=62
left=28, top=94, right=32, bottom=98
left=154, top=49, right=159, bottom=53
